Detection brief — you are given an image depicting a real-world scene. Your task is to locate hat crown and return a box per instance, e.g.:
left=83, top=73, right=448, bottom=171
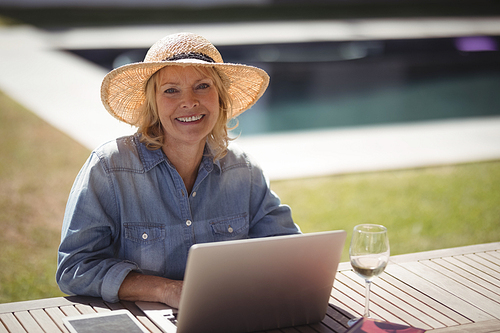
left=144, top=32, right=224, bottom=63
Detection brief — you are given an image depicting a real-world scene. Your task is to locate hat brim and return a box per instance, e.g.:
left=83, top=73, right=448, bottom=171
left=101, top=60, right=269, bottom=125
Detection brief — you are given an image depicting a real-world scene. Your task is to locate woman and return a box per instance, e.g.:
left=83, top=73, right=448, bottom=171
left=56, top=32, right=300, bottom=308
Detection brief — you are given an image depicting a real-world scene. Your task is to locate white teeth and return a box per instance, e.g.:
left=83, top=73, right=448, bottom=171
left=177, top=115, right=203, bottom=123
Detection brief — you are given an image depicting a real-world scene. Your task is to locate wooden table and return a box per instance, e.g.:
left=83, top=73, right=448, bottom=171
left=1, top=242, right=499, bottom=332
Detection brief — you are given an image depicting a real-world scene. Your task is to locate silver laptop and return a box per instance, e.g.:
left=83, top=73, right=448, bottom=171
left=137, top=230, right=346, bottom=333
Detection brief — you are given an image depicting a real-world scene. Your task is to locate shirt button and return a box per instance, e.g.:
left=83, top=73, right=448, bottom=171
left=142, top=232, right=148, bottom=240
left=228, top=226, right=234, bottom=233
left=186, top=220, right=192, bottom=226
left=192, top=191, right=197, bottom=197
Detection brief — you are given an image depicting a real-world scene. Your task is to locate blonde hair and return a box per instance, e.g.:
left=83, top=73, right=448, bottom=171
left=131, top=66, right=234, bottom=161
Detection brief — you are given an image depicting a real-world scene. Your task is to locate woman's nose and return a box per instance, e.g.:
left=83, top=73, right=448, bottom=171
left=181, top=91, right=199, bottom=109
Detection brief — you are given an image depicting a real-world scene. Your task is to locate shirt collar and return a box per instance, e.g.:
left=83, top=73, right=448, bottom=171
left=202, top=144, right=222, bottom=174
left=134, top=134, right=221, bottom=174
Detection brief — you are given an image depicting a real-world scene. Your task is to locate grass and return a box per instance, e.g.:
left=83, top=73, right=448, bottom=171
left=271, top=162, right=500, bottom=262
left=1, top=90, right=499, bottom=303
left=0, top=91, right=90, bottom=303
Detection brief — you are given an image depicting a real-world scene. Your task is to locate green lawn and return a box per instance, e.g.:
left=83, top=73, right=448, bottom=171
left=271, top=161, right=500, bottom=262
left=0, top=91, right=90, bottom=303
left=1, top=90, right=499, bottom=303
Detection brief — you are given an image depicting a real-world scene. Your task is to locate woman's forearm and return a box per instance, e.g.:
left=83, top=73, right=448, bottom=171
left=118, top=271, right=183, bottom=308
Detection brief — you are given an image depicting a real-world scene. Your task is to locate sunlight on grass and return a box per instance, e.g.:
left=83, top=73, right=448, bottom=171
left=271, top=161, right=500, bottom=262
left=0, top=91, right=90, bottom=303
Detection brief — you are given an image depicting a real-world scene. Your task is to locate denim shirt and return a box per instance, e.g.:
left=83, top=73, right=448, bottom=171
left=56, top=134, right=299, bottom=303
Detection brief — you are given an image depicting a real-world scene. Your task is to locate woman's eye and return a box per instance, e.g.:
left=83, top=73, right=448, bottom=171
left=164, top=88, right=177, bottom=94
left=197, top=83, right=210, bottom=90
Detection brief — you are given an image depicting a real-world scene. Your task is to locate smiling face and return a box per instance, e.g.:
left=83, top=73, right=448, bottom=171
left=156, top=65, right=220, bottom=151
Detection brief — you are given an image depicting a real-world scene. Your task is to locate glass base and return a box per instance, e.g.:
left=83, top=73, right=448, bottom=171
left=347, top=317, right=362, bottom=327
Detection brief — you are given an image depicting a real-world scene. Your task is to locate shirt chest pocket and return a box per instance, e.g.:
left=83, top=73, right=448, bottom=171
left=125, top=223, right=166, bottom=243
left=124, top=223, right=166, bottom=275
left=209, top=213, right=249, bottom=241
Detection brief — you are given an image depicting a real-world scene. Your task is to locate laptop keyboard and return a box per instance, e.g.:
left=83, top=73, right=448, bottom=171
left=163, top=312, right=178, bottom=326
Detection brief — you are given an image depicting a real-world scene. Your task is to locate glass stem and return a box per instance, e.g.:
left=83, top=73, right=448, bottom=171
left=364, top=280, right=372, bottom=318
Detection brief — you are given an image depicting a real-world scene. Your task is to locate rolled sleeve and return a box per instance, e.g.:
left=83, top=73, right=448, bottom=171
left=101, top=261, right=141, bottom=303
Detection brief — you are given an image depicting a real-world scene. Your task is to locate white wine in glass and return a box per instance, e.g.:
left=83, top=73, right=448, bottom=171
left=347, top=224, right=390, bottom=327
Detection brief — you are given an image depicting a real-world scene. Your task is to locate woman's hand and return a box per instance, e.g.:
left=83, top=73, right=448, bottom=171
left=118, top=271, right=183, bottom=308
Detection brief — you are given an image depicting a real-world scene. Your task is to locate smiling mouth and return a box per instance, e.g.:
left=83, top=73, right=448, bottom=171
left=176, top=115, right=204, bottom=123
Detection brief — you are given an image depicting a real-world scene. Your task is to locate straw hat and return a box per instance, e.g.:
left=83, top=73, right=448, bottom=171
left=101, top=32, right=270, bottom=125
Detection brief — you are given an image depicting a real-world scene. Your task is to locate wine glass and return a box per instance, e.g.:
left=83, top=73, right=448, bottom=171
left=347, top=224, right=390, bottom=327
